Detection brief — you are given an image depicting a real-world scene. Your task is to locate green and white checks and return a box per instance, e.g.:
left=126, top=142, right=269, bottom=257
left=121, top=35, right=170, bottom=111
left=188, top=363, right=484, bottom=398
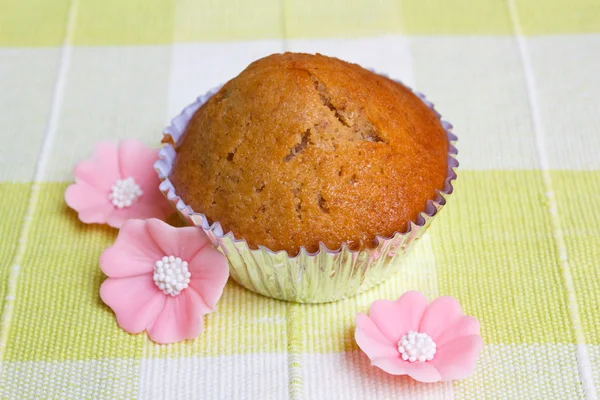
left=1, top=0, right=599, bottom=398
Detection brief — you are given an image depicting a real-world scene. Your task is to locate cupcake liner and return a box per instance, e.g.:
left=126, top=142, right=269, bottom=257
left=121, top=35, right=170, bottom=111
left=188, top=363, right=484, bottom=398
left=155, top=76, right=458, bottom=303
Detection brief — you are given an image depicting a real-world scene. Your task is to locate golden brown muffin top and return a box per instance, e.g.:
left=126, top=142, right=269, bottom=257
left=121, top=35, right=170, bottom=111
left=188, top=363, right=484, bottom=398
left=169, top=53, right=449, bottom=255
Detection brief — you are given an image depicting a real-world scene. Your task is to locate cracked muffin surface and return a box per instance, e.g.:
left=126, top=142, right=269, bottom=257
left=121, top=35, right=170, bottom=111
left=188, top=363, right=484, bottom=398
left=169, top=53, right=449, bottom=255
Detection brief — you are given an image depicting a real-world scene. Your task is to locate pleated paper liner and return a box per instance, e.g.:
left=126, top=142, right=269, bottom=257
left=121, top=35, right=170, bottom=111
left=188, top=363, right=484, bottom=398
left=155, top=77, right=458, bottom=303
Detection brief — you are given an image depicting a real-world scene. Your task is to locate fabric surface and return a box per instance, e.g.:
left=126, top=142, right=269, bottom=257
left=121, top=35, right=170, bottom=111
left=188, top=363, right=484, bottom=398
left=1, top=0, right=599, bottom=398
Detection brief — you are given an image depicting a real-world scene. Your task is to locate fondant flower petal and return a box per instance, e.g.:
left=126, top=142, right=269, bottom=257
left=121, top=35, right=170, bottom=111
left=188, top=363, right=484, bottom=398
left=99, top=219, right=229, bottom=344
left=100, top=219, right=163, bottom=278
left=404, top=361, right=443, bottom=383
left=77, top=203, right=114, bottom=225
left=136, top=184, right=174, bottom=216
left=188, top=245, right=230, bottom=312
left=175, top=225, right=213, bottom=260
left=118, top=140, right=160, bottom=186
left=73, top=142, right=120, bottom=189
left=106, top=202, right=170, bottom=229
left=419, top=296, right=465, bottom=343
left=370, top=357, right=408, bottom=375
left=146, top=293, right=205, bottom=344
left=145, top=219, right=213, bottom=260
left=67, top=141, right=174, bottom=227
left=371, top=358, right=442, bottom=382
left=100, top=275, right=165, bottom=334
left=145, top=218, right=182, bottom=256
left=355, top=291, right=482, bottom=382
left=369, top=291, right=428, bottom=342
left=65, top=183, right=108, bottom=211
left=355, top=313, right=399, bottom=360
left=65, top=182, right=114, bottom=224
left=435, top=315, right=481, bottom=347
left=430, top=335, right=484, bottom=381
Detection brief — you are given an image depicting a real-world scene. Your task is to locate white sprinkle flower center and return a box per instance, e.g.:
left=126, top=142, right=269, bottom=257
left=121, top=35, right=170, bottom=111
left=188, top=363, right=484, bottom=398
left=108, top=177, right=143, bottom=208
left=153, top=256, right=191, bottom=296
left=398, top=331, right=437, bottom=363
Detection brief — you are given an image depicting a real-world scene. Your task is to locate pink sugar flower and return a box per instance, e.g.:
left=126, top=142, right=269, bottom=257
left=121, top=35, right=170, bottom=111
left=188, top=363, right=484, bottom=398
left=355, top=291, right=483, bottom=383
left=99, top=218, right=229, bottom=344
left=65, top=140, right=173, bottom=228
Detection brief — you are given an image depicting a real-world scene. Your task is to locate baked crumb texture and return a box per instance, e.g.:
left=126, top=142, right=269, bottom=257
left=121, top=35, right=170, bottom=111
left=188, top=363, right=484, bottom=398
left=170, top=53, right=449, bottom=255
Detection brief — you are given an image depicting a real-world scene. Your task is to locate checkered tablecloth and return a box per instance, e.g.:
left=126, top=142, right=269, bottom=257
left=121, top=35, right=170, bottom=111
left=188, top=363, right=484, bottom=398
left=1, top=0, right=599, bottom=398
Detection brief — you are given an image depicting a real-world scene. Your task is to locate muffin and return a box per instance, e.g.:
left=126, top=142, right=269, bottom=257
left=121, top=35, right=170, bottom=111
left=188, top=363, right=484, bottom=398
left=169, top=53, right=448, bottom=254
left=156, top=53, right=457, bottom=302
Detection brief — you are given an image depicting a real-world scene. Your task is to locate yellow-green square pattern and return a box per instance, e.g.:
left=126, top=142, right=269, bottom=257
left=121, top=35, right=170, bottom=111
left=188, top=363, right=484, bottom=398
left=0, top=0, right=70, bottom=46
left=4, top=183, right=290, bottom=361
left=3, top=0, right=600, bottom=47
left=0, top=184, right=32, bottom=317
left=398, top=0, right=513, bottom=35
left=72, top=0, right=175, bottom=45
left=144, top=282, right=289, bottom=358
left=516, top=0, right=600, bottom=34
left=434, top=171, right=575, bottom=344
left=284, top=0, right=402, bottom=39
left=552, top=171, right=600, bottom=345
left=174, top=0, right=283, bottom=43
left=4, top=183, right=146, bottom=362
left=292, top=235, right=442, bottom=354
